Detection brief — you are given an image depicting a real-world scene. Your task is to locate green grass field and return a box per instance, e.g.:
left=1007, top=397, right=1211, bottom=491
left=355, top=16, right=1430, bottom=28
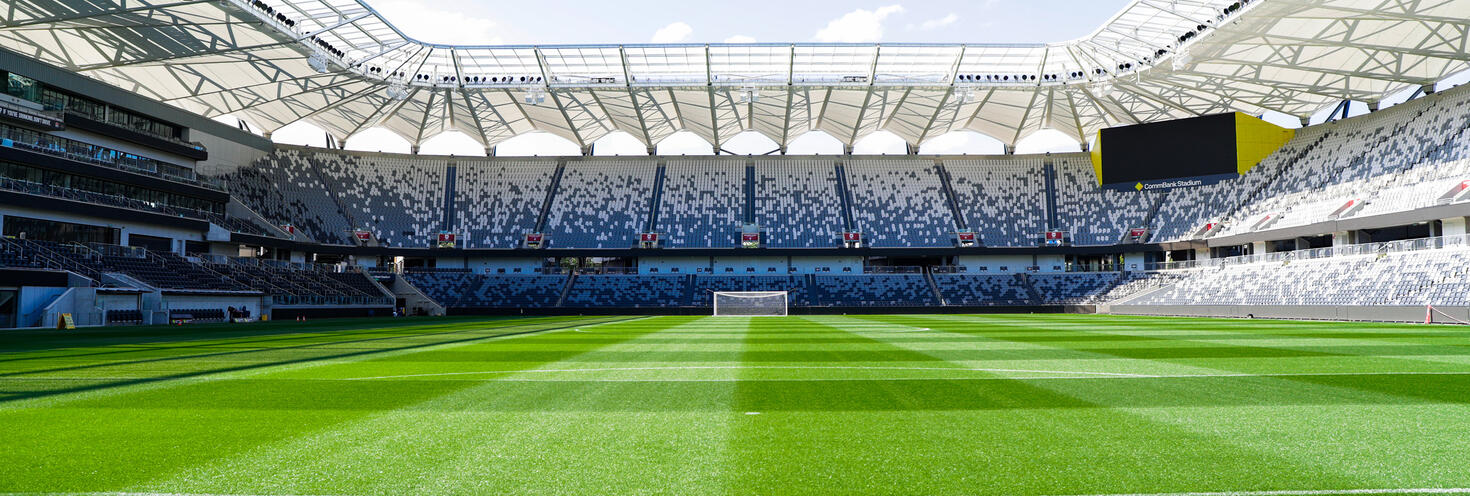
left=2, top=314, right=1470, bottom=495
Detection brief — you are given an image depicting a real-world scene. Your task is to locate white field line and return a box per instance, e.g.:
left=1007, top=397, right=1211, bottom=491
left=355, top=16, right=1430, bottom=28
left=338, top=366, right=1470, bottom=382
left=343, top=365, right=1153, bottom=381
left=563, top=316, right=655, bottom=333
left=2, top=488, right=1467, bottom=496
left=0, top=493, right=336, bottom=496
left=1054, top=488, right=1470, bottom=496
left=0, top=317, right=634, bottom=412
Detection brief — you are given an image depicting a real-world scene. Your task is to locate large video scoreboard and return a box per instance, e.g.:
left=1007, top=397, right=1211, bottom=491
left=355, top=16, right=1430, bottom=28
left=1092, top=112, right=1294, bottom=190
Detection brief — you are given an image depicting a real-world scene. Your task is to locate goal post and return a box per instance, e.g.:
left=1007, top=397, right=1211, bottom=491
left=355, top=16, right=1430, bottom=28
left=1425, top=305, right=1470, bottom=325
left=712, top=291, right=789, bottom=317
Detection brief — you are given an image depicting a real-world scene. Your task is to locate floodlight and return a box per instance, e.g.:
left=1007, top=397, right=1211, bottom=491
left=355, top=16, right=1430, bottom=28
left=307, top=52, right=329, bottom=74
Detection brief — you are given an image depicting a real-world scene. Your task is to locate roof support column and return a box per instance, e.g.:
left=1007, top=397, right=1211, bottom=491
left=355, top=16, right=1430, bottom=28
left=581, top=144, right=595, bottom=156
left=486, top=146, right=496, bottom=157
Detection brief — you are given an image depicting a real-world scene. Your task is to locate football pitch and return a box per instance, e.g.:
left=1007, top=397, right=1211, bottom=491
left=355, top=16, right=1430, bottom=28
left=2, top=314, right=1470, bottom=495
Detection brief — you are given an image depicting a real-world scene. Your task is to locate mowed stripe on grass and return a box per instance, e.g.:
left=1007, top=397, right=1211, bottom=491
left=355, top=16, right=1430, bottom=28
left=0, top=314, right=1468, bottom=495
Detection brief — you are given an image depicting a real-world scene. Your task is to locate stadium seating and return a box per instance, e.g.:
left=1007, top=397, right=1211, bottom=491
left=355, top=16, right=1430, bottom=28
left=543, top=160, right=655, bottom=248
left=308, top=152, right=446, bottom=247
left=753, top=158, right=845, bottom=248
left=932, top=274, right=1034, bottom=306
left=1127, top=249, right=1470, bottom=307
left=396, top=269, right=1156, bottom=309
left=562, top=274, right=689, bottom=308
left=453, top=159, right=556, bottom=249
left=845, top=159, right=958, bottom=247
left=811, top=274, right=936, bottom=307
left=105, top=309, right=144, bottom=325
left=0, top=240, right=390, bottom=304
left=225, top=150, right=357, bottom=244
left=169, top=308, right=227, bottom=323
left=1027, top=273, right=1123, bottom=305
left=1148, top=86, right=1470, bottom=241
left=402, top=272, right=566, bottom=308
left=945, top=157, right=1046, bottom=247
left=688, top=275, right=811, bottom=307
left=1051, top=156, right=1156, bottom=245
left=659, top=159, right=745, bottom=248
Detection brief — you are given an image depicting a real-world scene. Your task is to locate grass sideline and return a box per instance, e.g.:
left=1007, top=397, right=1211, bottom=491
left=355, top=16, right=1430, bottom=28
left=1, top=314, right=1469, bottom=495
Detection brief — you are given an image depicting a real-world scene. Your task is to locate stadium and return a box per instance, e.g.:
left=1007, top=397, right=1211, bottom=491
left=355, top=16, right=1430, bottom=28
left=4, top=0, right=1470, bottom=493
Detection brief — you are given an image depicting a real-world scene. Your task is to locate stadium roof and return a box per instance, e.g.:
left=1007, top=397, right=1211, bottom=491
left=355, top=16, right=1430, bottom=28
left=3, top=0, right=1469, bottom=152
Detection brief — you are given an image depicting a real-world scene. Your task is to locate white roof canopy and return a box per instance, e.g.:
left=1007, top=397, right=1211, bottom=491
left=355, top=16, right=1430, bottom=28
left=3, top=0, right=1468, bottom=151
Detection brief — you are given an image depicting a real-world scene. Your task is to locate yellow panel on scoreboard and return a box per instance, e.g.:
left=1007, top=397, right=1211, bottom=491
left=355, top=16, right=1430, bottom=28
left=1234, top=113, right=1295, bottom=175
left=1090, top=130, right=1104, bottom=185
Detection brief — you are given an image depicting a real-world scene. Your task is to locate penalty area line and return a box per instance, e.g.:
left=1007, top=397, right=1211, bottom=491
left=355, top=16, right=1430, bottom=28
left=566, top=316, right=657, bottom=334
left=1053, top=488, right=1470, bottom=496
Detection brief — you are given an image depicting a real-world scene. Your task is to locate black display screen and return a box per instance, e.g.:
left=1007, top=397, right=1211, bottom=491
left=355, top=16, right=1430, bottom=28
left=1099, top=113, right=1237, bottom=185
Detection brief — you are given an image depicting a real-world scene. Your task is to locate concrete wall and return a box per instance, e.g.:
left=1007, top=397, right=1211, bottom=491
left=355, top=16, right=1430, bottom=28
left=17, top=286, right=69, bottom=328
left=956, top=255, right=1034, bottom=273
left=463, top=257, right=544, bottom=274
left=789, top=256, right=864, bottom=274
left=640, top=256, right=705, bottom=274
left=1110, top=304, right=1464, bottom=324
left=712, top=255, right=788, bottom=274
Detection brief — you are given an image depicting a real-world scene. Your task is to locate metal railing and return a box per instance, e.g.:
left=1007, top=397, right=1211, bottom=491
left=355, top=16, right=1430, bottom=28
left=0, top=123, right=225, bottom=191
left=1145, top=233, right=1470, bottom=271
left=863, top=266, right=923, bottom=274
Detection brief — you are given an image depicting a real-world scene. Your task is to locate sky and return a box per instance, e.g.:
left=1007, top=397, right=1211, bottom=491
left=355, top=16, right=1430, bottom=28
left=251, top=0, right=1469, bottom=157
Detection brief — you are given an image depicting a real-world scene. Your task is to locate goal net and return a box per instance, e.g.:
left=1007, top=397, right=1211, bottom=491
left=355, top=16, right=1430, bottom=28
left=712, top=291, right=788, bottom=317
left=1425, top=305, right=1470, bottom=325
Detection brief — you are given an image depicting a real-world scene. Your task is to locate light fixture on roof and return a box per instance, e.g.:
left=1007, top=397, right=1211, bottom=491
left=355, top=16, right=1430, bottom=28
left=308, top=52, right=330, bottom=74
left=737, top=86, right=760, bottom=104
left=955, top=87, right=977, bottom=104
left=1172, top=49, right=1193, bottom=71
left=386, top=82, right=410, bottom=101
left=524, top=88, right=547, bottom=105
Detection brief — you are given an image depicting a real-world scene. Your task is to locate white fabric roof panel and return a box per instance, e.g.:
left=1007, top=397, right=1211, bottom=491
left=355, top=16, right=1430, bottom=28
left=1, top=0, right=1467, bottom=150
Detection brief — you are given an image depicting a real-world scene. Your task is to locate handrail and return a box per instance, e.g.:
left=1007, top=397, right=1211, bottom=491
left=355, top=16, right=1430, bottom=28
left=1146, top=233, right=1470, bottom=271
left=0, top=123, right=225, bottom=191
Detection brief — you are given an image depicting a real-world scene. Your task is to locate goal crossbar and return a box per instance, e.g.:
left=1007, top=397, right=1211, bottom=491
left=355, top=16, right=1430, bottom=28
left=712, top=291, right=789, bottom=317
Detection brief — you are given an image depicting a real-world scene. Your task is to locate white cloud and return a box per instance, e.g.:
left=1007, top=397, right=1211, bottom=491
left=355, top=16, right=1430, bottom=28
left=368, top=1, right=505, bottom=45
left=814, top=5, right=905, bottom=43
left=915, top=13, right=958, bottom=31
left=724, top=35, right=757, bottom=44
left=651, top=22, right=694, bottom=43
